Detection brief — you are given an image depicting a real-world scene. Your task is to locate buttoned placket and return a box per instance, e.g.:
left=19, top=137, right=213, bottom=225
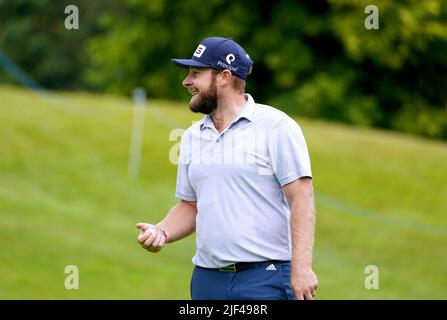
left=208, top=123, right=230, bottom=164
left=199, top=95, right=255, bottom=164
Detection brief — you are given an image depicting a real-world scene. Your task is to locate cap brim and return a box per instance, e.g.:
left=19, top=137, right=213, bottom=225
left=171, top=59, right=210, bottom=69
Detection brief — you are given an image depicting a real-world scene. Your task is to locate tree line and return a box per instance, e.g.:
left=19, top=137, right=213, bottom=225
left=1, top=0, right=446, bottom=139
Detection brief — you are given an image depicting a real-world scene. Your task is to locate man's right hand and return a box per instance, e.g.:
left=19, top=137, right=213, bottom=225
left=136, top=223, right=167, bottom=253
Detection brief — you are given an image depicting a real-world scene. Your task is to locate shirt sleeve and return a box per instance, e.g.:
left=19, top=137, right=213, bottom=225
left=175, top=131, right=197, bottom=201
left=268, top=117, right=312, bottom=187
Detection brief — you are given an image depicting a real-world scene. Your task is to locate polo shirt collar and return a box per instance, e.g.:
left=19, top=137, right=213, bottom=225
left=200, top=93, right=255, bottom=130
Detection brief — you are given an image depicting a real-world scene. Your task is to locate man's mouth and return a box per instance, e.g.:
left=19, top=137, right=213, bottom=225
left=190, top=90, right=199, bottom=96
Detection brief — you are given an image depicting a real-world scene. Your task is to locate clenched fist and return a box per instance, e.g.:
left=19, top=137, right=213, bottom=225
left=136, top=223, right=167, bottom=253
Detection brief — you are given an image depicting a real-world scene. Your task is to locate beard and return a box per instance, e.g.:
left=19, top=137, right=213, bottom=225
left=189, top=75, right=218, bottom=115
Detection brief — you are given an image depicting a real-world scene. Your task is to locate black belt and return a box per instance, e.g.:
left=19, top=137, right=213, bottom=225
left=199, top=260, right=288, bottom=272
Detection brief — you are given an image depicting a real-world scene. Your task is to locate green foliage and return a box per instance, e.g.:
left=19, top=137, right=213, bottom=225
left=327, top=0, right=447, bottom=138
left=0, top=0, right=117, bottom=89
left=1, top=0, right=446, bottom=139
left=84, top=0, right=447, bottom=139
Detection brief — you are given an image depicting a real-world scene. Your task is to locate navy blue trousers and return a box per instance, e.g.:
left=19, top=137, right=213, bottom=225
left=190, top=261, right=296, bottom=300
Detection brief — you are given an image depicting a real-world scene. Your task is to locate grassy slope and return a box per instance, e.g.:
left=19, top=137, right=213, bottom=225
left=0, top=85, right=446, bottom=299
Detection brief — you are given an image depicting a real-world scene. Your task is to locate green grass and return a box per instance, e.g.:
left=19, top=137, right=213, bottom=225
left=1, top=85, right=446, bottom=299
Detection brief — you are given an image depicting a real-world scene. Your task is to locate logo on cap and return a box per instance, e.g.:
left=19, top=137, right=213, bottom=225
left=193, top=44, right=206, bottom=58
left=226, top=54, right=235, bottom=65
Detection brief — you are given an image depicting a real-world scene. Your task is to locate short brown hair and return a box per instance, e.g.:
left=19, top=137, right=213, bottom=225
left=211, top=69, right=246, bottom=94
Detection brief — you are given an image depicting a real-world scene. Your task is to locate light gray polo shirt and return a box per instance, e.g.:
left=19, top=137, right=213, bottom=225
left=176, top=93, right=312, bottom=268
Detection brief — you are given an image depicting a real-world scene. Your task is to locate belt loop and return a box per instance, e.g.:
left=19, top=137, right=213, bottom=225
left=219, top=264, right=237, bottom=272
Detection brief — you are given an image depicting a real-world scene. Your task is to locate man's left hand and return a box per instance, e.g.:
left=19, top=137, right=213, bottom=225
left=290, top=267, right=318, bottom=300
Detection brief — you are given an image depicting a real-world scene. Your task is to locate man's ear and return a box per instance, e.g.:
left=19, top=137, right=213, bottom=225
left=220, top=69, right=233, bottom=85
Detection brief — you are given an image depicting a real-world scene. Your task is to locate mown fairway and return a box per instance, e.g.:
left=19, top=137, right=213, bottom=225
left=1, top=85, right=446, bottom=299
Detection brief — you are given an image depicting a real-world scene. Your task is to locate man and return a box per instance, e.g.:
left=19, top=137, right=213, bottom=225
left=136, top=37, right=318, bottom=300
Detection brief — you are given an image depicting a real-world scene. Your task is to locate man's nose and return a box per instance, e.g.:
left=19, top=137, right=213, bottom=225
left=182, top=75, right=192, bottom=88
